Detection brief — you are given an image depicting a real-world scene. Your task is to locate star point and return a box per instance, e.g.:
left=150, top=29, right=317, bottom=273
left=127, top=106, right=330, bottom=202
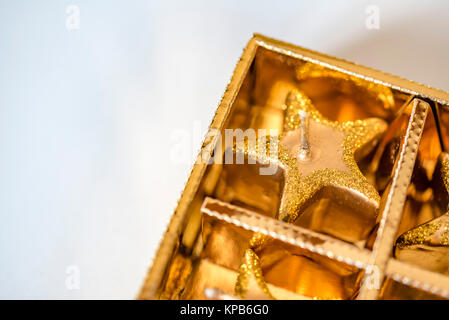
left=270, top=89, right=386, bottom=221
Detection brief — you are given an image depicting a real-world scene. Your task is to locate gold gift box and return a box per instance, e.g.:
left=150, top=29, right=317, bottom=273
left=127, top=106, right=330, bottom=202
left=139, top=34, right=449, bottom=300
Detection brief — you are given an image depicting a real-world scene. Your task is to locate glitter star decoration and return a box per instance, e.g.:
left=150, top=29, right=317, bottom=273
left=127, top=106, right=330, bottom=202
left=395, top=152, right=449, bottom=274
left=234, top=89, right=387, bottom=298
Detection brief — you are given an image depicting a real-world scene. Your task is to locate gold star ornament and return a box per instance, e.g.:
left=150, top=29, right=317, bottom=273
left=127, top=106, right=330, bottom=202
left=234, top=89, right=387, bottom=298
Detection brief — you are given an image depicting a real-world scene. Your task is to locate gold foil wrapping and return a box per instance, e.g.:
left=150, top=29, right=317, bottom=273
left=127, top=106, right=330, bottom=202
left=139, top=34, right=449, bottom=300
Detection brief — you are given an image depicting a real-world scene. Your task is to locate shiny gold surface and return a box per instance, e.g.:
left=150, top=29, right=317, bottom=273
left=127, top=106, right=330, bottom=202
left=358, top=99, right=429, bottom=300
left=201, top=198, right=366, bottom=300
left=296, top=62, right=396, bottom=115
left=181, top=259, right=310, bottom=300
left=379, top=278, right=442, bottom=300
left=232, top=88, right=386, bottom=298
left=139, top=34, right=449, bottom=300
left=395, top=152, right=449, bottom=274
left=433, top=152, right=449, bottom=211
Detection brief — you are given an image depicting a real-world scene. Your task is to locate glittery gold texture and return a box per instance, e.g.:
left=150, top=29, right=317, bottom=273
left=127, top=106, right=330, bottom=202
left=441, top=156, right=449, bottom=196
left=234, top=249, right=275, bottom=299
left=396, top=219, right=449, bottom=248
left=234, top=89, right=387, bottom=298
left=396, top=154, right=449, bottom=249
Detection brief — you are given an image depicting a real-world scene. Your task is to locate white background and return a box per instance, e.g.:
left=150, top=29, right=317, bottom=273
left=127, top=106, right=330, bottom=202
left=1, top=0, right=449, bottom=299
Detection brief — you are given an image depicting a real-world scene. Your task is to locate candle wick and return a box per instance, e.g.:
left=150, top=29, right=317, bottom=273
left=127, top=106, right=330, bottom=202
left=298, top=110, right=311, bottom=161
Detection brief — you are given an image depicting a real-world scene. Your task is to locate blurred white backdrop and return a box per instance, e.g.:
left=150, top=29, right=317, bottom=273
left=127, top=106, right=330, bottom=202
left=1, top=0, right=448, bottom=299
